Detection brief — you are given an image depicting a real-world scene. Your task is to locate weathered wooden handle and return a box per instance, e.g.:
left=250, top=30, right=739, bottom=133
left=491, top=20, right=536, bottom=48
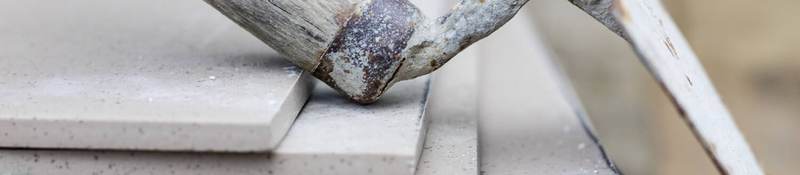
left=204, top=0, right=529, bottom=103
left=570, top=0, right=764, bottom=174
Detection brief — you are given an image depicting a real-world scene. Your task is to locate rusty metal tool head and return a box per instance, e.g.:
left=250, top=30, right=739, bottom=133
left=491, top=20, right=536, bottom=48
left=204, top=0, right=529, bottom=104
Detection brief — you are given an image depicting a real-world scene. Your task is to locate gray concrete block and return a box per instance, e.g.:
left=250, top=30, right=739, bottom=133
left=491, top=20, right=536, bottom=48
left=477, top=9, right=620, bottom=175
left=0, top=0, right=311, bottom=151
left=0, top=77, right=431, bottom=175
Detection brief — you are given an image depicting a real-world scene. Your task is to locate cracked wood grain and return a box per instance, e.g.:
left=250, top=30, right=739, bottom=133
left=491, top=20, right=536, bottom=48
left=205, top=0, right=530, bottom=103
left=570, top=0, right=764, bottom=174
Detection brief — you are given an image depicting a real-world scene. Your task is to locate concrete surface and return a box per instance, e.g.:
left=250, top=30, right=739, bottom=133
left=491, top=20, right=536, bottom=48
left=477, top=9, right=620, bottom=174
left=415, top=45, right=479, bottom=175
left=0, top=0, right=311, bottom=151
left=396, top=1, right=483, bottom=174
left=0, top=77, right=431, bottom=175
left=528, top=0, right=656, bottom=174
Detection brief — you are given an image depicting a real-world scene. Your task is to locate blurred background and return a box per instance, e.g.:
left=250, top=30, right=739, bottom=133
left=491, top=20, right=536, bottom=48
left=529, top=0, right=799, bottom=174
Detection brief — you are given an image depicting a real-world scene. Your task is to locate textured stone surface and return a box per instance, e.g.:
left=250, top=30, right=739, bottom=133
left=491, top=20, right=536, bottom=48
left=528, top=1, right=655, bottom=174
left=0, top=0, right=311, bottom=152
left=415, top=44, right=479, bottom=175
left=412, top=1, right=480, bottom=174
left=0, top=77, right=430, bottom=175
left=477, top=9, right=620, bottom=174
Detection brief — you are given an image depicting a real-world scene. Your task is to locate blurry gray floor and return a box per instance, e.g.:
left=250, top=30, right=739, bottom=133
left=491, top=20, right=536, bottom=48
left=477, top=8, right=618, bottom=175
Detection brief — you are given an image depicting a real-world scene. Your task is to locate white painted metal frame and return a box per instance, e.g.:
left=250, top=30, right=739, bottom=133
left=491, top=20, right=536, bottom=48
left=571, top=0, right=764, bottom=174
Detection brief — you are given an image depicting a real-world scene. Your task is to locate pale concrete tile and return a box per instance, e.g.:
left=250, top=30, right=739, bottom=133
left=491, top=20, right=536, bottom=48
left=0, top=0, right=311, bottom=151
left=416, top=45, right=480, bottom=175
left=527, top=0, right=656, bottom=174
left=0, top=77, right=431, bottom=175
left=477, top=9, right=619, bottom=175
left=406, top=0, right=479, bottom=174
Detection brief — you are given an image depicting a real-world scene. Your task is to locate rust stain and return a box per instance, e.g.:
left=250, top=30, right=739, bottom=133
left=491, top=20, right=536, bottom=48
left=335, top=4, right=357, bottom=27
left=312, top=56, right=336, bottom=86
left=458, top=34, right=479, bottom=51
left=429, top=59, right=439, bottom=68
left=335, top=12, right=350, bottom=27
left=613, top=0, right=632, bottom=23
left=311, top=4, right=358, bottom=76
left=664, top=37, right=679, bottom=58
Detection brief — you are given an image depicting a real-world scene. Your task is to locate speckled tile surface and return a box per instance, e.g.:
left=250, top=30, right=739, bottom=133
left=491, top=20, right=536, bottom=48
left=477, top=9, right=620, bottom=175
left=0, top=0, right=311, bottom=151
left=399, top=1, right=481, bottom=174
left=0, top=77, right=431, bottom=175
left=415, top=46, right=479, bottom=175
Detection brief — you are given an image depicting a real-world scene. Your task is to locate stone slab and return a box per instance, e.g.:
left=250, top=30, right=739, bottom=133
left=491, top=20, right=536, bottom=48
left=0, top=77, right=431, bottom=175
left=415, top=46, right=479, bottom=175
left=0, top=0, right=311, bottom=152
left=403, top=1, right=481, bottom=174
left=477, top=9, right=620, bottom=174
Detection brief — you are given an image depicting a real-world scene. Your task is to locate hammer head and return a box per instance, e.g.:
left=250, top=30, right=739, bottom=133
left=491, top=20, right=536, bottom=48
left=311, top=0, right=421, bottom=104
left=205, top=0, right=423, bottom=104
left=205, top=0, right=529, bottom=103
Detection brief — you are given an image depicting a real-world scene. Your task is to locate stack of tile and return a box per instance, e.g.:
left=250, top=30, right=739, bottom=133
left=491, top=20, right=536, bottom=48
left=0, top=0, right=617, bottom=174
left=0, top=0, right=472, bottom=174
